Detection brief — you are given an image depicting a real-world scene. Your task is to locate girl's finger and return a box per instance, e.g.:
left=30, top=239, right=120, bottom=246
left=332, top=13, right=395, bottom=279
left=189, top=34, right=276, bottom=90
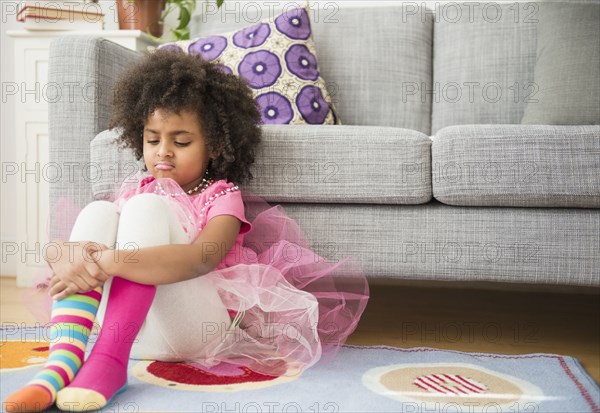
left=49, top=275, right=60, bottom=288
left=49, top=280, right=67, bottom=298
left=84, top=261, right=109, bottom=283
left=53, top=287, right=70, bottom=301
left=68, top=272, right=93, bottom=292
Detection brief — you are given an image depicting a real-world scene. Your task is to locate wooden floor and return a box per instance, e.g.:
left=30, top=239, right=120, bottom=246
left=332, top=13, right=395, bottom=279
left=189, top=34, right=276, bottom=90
left=1, top=276, right=599, bottom=385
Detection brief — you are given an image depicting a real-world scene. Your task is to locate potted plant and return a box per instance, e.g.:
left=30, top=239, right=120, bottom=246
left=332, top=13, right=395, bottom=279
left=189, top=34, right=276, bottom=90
left=117, top=0, right=225, bottom=40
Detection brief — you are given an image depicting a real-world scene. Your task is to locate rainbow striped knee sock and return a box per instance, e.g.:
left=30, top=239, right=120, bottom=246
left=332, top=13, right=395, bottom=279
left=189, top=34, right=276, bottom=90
left=2, top=288, right=102, bottom=413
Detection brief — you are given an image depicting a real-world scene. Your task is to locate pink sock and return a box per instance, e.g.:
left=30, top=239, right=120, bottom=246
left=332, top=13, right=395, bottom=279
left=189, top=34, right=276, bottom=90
left=56, top=277, right=155, bottom=411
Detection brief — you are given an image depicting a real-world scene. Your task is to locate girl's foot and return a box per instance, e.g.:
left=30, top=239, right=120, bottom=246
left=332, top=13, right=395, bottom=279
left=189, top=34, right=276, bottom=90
left=55, top=353, right=127, bottom=412
left=2, top=385, right=53, bottom=412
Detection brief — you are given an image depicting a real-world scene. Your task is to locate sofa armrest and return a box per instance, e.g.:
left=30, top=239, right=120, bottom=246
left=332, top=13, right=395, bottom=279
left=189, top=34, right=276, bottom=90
left=48, top=36, right=143, bottom=239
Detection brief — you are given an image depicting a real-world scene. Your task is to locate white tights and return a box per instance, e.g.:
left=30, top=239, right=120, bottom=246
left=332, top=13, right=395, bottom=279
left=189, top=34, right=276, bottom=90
left=69, top=193, right=232, bottom=361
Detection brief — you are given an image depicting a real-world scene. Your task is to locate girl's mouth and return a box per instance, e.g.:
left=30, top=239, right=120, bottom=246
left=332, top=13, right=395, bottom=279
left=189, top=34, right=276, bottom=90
left=155, top=163, right=174, bottom=171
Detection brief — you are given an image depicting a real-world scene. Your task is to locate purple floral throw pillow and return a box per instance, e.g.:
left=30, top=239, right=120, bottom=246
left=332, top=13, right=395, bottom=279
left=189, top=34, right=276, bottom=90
left=156, top=6, right=340, bottom=125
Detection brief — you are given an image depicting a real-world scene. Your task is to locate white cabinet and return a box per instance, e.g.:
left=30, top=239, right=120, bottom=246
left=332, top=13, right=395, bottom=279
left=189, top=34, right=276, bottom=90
left=6, top=30, right=158, bottom=287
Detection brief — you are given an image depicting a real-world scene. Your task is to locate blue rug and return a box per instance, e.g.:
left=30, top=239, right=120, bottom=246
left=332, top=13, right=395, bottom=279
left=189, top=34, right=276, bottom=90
left=1, top=326, right=598, bottom=412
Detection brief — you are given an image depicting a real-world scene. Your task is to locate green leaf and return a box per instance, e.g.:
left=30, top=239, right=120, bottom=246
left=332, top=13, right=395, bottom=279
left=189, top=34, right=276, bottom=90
left=216, top=0, right=224, bottom=8
left=177, top=7, right=190, bottom=29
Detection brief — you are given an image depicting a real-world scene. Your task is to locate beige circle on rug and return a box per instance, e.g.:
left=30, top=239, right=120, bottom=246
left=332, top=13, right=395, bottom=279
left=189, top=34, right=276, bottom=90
left=362, top=362, right=547, bottom=411
left=132, top=360, right=303, bottom=392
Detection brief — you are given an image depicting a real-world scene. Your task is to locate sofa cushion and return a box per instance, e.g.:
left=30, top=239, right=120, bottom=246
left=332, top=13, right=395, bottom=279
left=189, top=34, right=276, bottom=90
left=157, top=5, right=339, bottom=125
left=243, top=125, right=432, bottom=204
left=431, top=125, right=600, bottom=208
left=432, top=2, right=537, bottom=134
left=521, top=2, right=600, bottom=125
left=190, top=4, right=433, bottom=134
left=90, top=125, right=432, bottom=205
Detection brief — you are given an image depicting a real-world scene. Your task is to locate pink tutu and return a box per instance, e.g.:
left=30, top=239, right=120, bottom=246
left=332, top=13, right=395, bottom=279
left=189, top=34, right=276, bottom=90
left=33, top=172, right=370, bottom=375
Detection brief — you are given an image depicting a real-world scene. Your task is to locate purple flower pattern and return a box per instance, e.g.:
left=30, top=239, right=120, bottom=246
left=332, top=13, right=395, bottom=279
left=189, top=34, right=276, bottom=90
left=274, top=7, right=311, bottom=40
left=233, top=23, right=271, bottom=49
left=296, top=85, right=329, bottom=124
left=159, top=44, right=184, bottom=53
left=188, top=36, right=227, bottom=61
left=285, top=44, right=319, bottom=81
left=238, top=50, right=282, bottom=89
left=256, top=92, right=294, bottom=124
left=215, top=64, right=233, bottom=75
left=157, top=6, right=339, bottom=125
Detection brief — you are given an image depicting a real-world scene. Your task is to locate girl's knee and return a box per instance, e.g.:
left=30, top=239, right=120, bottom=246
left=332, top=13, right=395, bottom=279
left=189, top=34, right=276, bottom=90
left=120, top=193, right=167, bottom=217
left=79, top=200, right=119, bottom=220
left=71, top=201, right=119, bottom=245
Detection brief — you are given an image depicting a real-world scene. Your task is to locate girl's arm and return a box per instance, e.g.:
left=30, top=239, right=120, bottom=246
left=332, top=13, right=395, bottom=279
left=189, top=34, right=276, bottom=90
left=94, top=215, right=242, bottom=285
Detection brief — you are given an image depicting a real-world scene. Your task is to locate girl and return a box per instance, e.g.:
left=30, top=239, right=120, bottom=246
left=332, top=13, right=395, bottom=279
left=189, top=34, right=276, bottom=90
left=4, top=49, right=369, bottom=412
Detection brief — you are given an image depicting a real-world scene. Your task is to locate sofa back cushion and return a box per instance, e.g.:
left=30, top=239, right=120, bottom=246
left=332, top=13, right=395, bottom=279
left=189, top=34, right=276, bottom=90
left=432, top=2, right=538, bottom=134
left=521, top=2, right=600, bottom=125
left=191, top=4, right=433, bottom=135
left=90, top=125, right=433, bottom=205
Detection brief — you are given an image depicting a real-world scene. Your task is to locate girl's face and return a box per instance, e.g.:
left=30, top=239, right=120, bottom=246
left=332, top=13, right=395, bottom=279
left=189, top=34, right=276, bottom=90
left=143, top=108, right=212, bottom=193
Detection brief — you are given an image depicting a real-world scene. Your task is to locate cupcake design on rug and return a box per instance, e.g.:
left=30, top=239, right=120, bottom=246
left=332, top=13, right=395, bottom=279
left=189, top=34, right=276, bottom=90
left=413, top=373, right=487, bottom=395
left=362, top=363, right=546, bottom=411
left=132, top=360, right=302, bottom=392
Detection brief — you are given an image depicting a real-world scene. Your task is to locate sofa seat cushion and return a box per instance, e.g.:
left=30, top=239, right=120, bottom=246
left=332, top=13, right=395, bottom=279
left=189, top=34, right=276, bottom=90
left=431, top=125, right=600, bottom=208
left=90, top=125, right=432, bottom=205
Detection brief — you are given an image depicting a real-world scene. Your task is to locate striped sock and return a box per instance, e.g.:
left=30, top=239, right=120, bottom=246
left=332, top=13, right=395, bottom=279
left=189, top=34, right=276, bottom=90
left=2, top=288, right=102, bottom=413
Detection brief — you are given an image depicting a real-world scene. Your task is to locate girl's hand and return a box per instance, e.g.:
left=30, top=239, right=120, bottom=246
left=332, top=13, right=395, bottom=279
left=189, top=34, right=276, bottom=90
left=44, top=240, right=110, bottom=300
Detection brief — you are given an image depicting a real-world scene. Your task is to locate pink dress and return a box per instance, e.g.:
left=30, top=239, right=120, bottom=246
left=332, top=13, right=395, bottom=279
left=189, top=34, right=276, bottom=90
left=39, top=172, right=370, bottom=376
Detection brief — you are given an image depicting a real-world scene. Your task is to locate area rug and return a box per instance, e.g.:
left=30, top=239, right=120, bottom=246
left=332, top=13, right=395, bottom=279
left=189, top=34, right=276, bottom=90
left=1, top=326, right=598, bottom=412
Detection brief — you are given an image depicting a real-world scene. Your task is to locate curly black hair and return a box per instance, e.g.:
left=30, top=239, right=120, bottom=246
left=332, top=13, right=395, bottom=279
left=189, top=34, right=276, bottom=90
left=109, top=48, right=263, bottom=185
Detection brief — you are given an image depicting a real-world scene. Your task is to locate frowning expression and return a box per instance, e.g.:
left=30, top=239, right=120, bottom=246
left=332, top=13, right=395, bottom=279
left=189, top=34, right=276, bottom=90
left=143, top=108, right=212, bottom=193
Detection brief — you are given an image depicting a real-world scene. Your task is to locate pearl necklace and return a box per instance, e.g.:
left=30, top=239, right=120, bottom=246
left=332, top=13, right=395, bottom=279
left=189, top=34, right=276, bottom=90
left=154, top=177, right=215, bottom=197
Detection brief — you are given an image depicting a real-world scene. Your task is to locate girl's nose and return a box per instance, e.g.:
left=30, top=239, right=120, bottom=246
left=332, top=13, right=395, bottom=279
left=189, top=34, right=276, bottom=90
left=157, top=142, right=173, bottom=158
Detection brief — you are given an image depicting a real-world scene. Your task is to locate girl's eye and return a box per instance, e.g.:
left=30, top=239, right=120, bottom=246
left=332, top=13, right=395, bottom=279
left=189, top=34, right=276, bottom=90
left=145, top=141, right=190, bottom=147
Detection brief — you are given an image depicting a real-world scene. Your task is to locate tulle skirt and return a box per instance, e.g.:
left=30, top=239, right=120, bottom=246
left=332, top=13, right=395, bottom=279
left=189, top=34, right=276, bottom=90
left=194, top=191, right=369, bottom=375
left=31, top=178, right=370, bottom=376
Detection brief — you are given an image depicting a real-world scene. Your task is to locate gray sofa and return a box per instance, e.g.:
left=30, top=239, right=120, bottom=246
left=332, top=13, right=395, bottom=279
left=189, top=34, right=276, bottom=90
left=47, top=2, right=600, bottom=288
